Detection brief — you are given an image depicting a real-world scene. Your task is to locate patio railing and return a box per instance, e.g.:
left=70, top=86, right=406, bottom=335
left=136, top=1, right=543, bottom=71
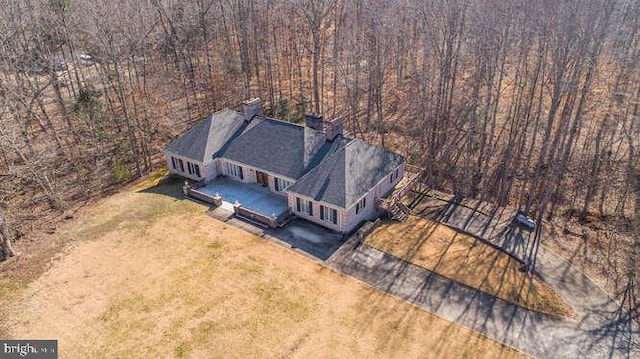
left=183, top=180, right=291, bottom=228
left=186, top=187, right=222, bottom=206
left=234, top=205, right=291, bottom=228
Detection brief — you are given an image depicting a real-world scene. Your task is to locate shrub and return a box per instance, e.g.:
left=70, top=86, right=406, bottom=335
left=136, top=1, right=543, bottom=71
left=110, top=161, right=130, bottom=184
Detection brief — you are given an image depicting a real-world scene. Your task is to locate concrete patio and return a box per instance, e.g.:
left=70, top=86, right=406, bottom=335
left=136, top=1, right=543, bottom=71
left=197, top=177, right=288, bottom=217
left=266, top=218, right=346, bottom=260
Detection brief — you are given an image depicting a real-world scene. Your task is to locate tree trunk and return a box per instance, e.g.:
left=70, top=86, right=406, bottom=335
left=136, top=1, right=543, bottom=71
left=0, top=210, right=17, bottom=260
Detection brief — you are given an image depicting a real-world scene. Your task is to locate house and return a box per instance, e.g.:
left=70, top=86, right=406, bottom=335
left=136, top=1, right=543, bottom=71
left=163, top=98, right=405, bottom=233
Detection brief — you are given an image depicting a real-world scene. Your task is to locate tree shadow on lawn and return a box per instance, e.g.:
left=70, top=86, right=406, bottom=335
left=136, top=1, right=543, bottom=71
left=137, top=176, right=189, bottom=200
left=431, top=228, right=637, bottom=356
left=408, top=190, right=530, bottom=263
left=383, top=212, right=566, bottom=314
left=350, top=258, right=536, bottom=357
left=357, top=215, right=581, bottom=353
left=381, top=219, right=442, bottom=286
left=359, top=189, right=638, bottom=356
left=349, top=274, right=521, bottom=358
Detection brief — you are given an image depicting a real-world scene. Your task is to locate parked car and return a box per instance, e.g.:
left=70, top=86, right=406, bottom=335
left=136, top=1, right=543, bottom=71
left=79, top=54, right=94, bottom=66
left=514, top=211, right=536, bottom=231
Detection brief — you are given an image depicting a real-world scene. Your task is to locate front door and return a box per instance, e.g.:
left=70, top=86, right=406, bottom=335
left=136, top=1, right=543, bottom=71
left=256, top=171, right=268, bottom=187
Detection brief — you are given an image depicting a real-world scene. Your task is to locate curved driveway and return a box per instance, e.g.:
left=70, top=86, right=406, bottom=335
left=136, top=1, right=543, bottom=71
left=326, top=198, right=639, bottom=358
left=327, top=236, right=638, bottom=357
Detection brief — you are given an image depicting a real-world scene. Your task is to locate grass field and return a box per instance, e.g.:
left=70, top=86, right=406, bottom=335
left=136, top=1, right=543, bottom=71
left=366, top=216, right=574, bottom=318
left=1, top=176, right=528, bottom=358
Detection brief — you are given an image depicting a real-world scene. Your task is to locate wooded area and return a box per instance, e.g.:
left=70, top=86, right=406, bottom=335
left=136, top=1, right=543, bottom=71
left=0, top=0, right=638, bottom=306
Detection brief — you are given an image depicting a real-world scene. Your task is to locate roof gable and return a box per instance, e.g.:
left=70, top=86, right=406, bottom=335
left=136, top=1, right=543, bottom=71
left=287, top=139, right=405, bottom=208
left=164, top=109, right=245, bottom=162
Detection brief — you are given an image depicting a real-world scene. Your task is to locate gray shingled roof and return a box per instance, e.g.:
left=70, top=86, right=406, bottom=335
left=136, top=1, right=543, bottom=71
left=286, top=139, right=405, bottom=209
left=165, top=109, right=405, bottom=208
left=220, top=118, right=328, bottom=179
left=164, top=109, right=245, bottom=162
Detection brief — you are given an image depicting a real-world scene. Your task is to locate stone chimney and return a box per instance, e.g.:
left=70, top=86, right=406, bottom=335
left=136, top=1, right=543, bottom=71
left=242, top=98, right=263, bottom=121
left=304, top=113, right=324, bottom=131
left=324, top=115, right=344, bottom=141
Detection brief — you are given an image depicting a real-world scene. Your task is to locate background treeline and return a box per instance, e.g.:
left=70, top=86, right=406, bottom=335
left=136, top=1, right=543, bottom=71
left=0, top=0, right=638, bottom=266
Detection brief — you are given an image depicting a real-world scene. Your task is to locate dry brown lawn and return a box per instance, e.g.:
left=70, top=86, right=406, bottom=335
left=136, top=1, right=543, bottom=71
left=0, top=175, right=528, bottom=358
left=366, top=216, right=575, bottom=318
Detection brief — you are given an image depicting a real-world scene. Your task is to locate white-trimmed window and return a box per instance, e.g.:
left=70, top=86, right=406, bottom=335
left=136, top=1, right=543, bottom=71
left=225, top=162, right=244, bottom=179
left=187, top=162, right=201, bottom=177
left=320, top=205, right=337, bottom=224
left=171, top=156, right=184, bottom=172
left=296, top=197, right=313, bottom=216
left=274, top=177, right=293, bottom=192
left=355, top=197, right=367, bottom=214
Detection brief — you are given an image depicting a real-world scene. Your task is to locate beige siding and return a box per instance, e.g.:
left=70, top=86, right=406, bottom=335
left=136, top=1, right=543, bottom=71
left=220, top=159, right=294, bottom=197
left=164, top=151, right=205, bottom=181
left=344, top=190, right=378, bottom=231
left=344, top=163, right=405, bottom=232
left=243, top=166, right=258, bottom=183
left=203, top=159, right=218, bottom=181
left=287, top=194, right=343, bottom=232
left=286, top=163, right=405, bottom=234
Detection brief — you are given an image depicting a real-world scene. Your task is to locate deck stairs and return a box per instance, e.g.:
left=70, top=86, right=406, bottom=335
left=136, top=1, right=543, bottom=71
left=387, top=201, right=411, bottom=221
left=379, top=164, right=426, bottom=222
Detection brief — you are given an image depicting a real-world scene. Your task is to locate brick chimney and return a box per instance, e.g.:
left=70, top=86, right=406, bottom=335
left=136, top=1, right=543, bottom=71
left=242, top=98, right=263, bottom=121
left=324, top=115, right=344, bottom=141
left=304, top=113, right=324, bottom=131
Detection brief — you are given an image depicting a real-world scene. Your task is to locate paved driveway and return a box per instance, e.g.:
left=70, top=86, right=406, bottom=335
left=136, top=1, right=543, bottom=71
left=328, top=235, right=639, bottom=358
left=326, top=192, right=640, bottom=358
left=204, top=186, right=639, bottom=357
left=207, top=204, right=345, bottom=261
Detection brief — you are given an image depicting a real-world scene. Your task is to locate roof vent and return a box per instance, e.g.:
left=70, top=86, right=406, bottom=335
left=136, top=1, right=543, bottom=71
left=242, top=98, right=263, bottom=121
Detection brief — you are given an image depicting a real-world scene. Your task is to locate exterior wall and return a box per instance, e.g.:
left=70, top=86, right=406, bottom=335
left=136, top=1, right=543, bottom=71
left=164, top=151, right=206, bottom=181
left=286, top=162, right=405, bottom=234
left=287, top=194, right=343, bottom=232
left=203, top=159, right=218, bottom=181
left=344, top=190, right=379, bottom=232
left=168, top=147, right=406, bottom=234
left=216, top=158, right=255, bottom=184
left=219, top=158, right=294, bottom=197
left=344, top=162, right=406, bottom=231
